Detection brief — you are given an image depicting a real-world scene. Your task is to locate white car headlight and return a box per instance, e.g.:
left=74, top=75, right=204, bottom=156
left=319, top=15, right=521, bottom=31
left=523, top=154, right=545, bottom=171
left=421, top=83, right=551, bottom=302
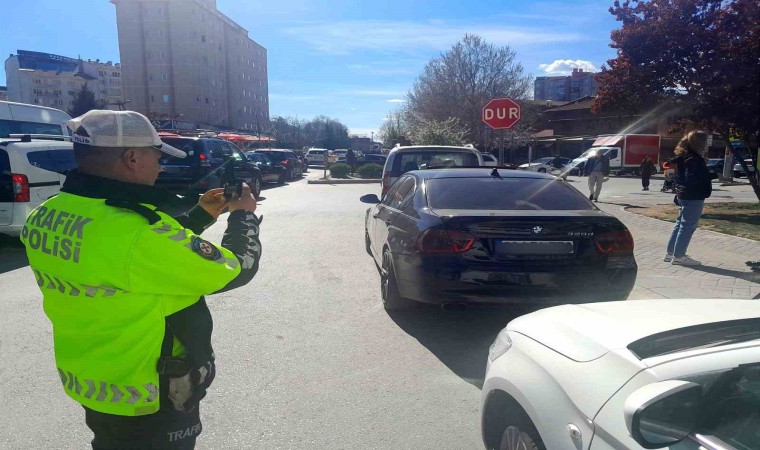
left=488, top=329, right=512, bottom=362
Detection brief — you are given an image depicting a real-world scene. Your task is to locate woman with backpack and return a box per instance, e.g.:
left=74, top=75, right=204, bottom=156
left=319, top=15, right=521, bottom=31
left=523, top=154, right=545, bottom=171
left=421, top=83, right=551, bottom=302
left=664, top=130, right=713, bottom=266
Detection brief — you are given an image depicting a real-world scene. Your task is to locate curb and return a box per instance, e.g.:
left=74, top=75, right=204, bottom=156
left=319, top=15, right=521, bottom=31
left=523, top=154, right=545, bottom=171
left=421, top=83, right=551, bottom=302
left=307, top=178, right=381, bottom=185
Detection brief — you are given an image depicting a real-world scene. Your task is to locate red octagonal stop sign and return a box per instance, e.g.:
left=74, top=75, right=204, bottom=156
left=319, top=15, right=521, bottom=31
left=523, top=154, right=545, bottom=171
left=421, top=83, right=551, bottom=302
left=482, top=98, right=521, bottom=130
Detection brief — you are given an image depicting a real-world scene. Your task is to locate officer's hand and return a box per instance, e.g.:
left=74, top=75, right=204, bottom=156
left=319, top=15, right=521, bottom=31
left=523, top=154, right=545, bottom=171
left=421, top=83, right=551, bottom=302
left=198, top=188, right=229, bottom=219
left=229, top=183, right=257, bottom=213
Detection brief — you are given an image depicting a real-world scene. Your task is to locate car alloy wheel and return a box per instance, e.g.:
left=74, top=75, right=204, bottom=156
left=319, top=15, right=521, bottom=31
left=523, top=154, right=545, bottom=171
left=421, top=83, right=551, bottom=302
left=500, top=426, right=539, bottom=450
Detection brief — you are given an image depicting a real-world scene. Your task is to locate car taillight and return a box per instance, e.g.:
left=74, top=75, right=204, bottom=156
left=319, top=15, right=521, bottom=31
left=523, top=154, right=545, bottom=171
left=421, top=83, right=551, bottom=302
left=12, top=174, right=30, bottom=202
left=198, top=153, right=211, bottom=167
left=417, top=229, right=476, bottom=254
left=281, top=160, right=289, bottom=165
left=594, top=230, right=634, bottom=255
left=381, top=172, right=391, bottom=196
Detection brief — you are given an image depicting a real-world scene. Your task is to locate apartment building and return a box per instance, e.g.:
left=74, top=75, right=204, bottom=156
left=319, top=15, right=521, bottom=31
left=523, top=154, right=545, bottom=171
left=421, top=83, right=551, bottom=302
left=5, top=50, right=124, bottom=111
left=534, top=68, right=598, bottom=102
left=112, top=0, right=269, bottom=130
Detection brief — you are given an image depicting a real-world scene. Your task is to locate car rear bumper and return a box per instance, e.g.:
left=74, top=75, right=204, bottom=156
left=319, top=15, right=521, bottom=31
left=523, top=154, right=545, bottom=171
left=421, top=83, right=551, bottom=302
left=393, top=253, right=637, bottom=304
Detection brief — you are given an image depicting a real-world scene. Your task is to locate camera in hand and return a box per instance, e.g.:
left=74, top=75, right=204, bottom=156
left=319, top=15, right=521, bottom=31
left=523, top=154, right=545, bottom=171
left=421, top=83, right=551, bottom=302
left=222, top=156, right=243, bottom=200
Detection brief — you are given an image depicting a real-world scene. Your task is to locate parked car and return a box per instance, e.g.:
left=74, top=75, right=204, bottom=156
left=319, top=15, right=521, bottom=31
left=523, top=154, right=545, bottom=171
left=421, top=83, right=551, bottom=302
left=305, top=148, right=330, bottom=165
left=481, top=299, right=760, bottom=450
left=244, top=152, right=287, bottom=184
left=359, top=154, right=387, bottom=166
left=250, top=149, right=304, bottom=180
left=517, top=156, right=571, bottom=173
left=381, top=145, right=484, bottom=196
left=481, top=153, right=498, bottom=167
left=157, top=136, right=263, bottom=198
left=1, top=100, right=71, bottom=138
left=1, top=136, right=76, bottom=236
left=361, top=168, right=637, bottom=310
left=733, top=158, right=756, bottom=178
left=707, top=158, right=725, bottom=176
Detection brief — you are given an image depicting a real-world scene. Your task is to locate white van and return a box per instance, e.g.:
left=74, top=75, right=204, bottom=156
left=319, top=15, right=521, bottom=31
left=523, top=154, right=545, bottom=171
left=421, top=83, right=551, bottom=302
left=381, top=145, right=484, bottom=196
left=0, top=101, right=71, bottom=138
left=0, top=137, right=76, bottom=236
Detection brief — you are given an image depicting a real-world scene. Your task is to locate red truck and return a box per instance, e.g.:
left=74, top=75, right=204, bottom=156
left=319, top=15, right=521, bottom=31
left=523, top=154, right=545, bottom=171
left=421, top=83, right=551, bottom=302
left=569, top=134, right=661, bottom=176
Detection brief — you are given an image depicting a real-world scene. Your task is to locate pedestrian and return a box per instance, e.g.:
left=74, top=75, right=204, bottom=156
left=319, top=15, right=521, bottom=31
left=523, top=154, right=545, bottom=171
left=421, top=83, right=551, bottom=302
left=664, top=130, right=712, bottom=266
left=640, top=156, right=656, bottom=190
left=346, top=148, right=358, bottom=174
left=583, top=148, right=610, bottom=202
left=20, top=110, right=263, bottom=449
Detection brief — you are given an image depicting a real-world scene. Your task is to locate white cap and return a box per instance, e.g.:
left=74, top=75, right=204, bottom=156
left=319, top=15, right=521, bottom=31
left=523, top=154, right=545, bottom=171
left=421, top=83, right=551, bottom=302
left=67, top=110, right=186, bottom=158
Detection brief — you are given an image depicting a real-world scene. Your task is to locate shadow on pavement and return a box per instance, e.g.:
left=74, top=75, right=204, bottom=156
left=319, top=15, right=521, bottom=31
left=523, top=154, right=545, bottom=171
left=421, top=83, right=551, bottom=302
left=690, top=265, right=758, bottom=283
left=388, top=305, right=536, bottom=389
left=0, top=235, right=29, bottom=274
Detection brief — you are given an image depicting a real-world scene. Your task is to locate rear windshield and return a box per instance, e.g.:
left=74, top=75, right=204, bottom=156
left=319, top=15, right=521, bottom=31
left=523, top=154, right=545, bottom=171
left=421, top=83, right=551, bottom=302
left=393, top=150, right=478, bottom=175
left=0, top=119, right=64, bottom=138
left=308, top=150, right=325, bottom=155
left=160, top=138, right=203, bottom=165
left=426, top=177, right=594, bottom=210
left=258, top=151, right=287, bottom=162
left=0, top=149, right=11, bottom=202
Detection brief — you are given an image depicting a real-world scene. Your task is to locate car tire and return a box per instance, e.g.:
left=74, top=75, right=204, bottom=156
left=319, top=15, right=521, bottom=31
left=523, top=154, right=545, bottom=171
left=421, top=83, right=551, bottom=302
left=252, top=176, right=262, bottom=198
left=499, top=412, right=546, bottom=450
left=365, top=231, right=372, bottom=256
left=381, top=249, right=414, bottom=310
left=278, top=172, right=286, bottom=184
left=537, top=168, right=546, bottom=173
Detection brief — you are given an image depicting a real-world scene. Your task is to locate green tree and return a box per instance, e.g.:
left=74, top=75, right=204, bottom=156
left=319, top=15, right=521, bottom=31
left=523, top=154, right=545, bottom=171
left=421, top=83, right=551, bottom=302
left=67, top=83, right=104, bottom=117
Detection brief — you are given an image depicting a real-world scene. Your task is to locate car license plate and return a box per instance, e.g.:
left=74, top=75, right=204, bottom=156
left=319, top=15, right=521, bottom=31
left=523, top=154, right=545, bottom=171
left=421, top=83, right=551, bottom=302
left=487, top=272, right=530, bottom=285
left=496, top=241, right=574, bottom=255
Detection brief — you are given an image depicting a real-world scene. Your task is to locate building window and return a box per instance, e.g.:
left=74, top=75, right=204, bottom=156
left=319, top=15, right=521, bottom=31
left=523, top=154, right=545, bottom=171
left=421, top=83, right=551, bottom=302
left=243, top=106, right=247, bottom=113
left=163, top=95, right=170, bottom=103
left=159, top=30, right=165, bottom=37
left=160, top=51, right=166, bottom=59
left=149, top=75, right=154, bottom=81
left=205, top=98, right=209, bottom=104
left=196, top=97, right=200, bottom=102
left=151, top=95, right=155, bottom=103
left=158, top=7, right=163, bottom=15
left=34, top=99, right=39, bottom=104
left=162, top=74, right=168, bottom=81
left=242, top=89, right=246, bottom=96
left=201, top=35, right=206, bottom=43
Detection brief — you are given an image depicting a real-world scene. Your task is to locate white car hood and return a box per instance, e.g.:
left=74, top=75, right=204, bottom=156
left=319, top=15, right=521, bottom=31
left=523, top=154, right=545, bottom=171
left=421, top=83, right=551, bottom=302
left=507, top=299, right=760, bottom=362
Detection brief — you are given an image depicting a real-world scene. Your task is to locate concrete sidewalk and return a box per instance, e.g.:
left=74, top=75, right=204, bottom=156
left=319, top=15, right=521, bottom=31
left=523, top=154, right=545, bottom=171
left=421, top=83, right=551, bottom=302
left=596, top=202, right=760, bottom=300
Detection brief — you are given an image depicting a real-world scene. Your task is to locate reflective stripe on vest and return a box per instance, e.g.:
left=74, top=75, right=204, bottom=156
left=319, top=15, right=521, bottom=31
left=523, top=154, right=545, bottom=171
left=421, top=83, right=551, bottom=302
left=58, top=368, right=159, bottom=415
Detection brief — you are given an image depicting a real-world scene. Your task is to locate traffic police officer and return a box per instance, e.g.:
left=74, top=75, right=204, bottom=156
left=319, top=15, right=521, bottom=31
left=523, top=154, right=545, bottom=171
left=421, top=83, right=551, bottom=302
left=21, top=110, right=262, bottom=449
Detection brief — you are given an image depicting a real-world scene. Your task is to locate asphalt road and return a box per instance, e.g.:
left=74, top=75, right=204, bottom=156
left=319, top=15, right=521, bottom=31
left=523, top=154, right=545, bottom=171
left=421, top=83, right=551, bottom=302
left=1, top=173, right=755, bottom=449
left=0, top=175, right=521, bottom=450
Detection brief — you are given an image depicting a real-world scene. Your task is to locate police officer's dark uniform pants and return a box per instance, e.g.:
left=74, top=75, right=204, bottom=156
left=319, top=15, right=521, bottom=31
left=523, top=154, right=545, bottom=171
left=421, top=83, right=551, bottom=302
left=84, top=406, right=201, bottom=450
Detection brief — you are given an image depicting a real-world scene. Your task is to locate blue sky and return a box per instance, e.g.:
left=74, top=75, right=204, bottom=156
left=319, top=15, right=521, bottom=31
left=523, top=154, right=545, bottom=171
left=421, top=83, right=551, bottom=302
left=1, top=0, right=620, bottom=137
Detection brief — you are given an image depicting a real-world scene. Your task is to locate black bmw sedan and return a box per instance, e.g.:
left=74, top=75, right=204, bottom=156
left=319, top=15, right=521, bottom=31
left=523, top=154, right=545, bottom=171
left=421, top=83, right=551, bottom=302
left=361, top=168, right=637, bottom=310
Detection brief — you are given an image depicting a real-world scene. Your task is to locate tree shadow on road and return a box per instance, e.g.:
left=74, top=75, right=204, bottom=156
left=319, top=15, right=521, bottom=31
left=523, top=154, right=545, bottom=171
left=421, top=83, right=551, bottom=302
left=0, top=235, right=29, bottom=274
left=387, top=305, right=537, bottom=389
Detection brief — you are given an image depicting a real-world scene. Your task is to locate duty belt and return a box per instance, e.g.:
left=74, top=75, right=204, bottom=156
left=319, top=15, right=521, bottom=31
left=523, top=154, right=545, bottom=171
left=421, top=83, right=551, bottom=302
left=156, top=357, right=192, bottom=377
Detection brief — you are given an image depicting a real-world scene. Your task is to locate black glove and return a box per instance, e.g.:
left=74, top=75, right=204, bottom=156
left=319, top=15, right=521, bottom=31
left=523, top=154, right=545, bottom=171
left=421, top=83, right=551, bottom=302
left=168, top=359, right=216, bottom=413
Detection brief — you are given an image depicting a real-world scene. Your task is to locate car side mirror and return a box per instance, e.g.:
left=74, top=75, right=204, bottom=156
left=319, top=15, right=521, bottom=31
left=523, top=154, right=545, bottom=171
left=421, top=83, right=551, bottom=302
left=360, top=194, right=381, bottom=204
left=624, top=380, right=701, bottom=449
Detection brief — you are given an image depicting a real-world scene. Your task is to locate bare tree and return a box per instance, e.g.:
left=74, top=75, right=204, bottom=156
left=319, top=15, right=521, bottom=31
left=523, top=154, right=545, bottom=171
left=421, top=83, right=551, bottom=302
left=378, top=108, right=409, bottom=148
left=406, top=34, right=533, bottom=148
left=411, top=118, right=469, bottom=146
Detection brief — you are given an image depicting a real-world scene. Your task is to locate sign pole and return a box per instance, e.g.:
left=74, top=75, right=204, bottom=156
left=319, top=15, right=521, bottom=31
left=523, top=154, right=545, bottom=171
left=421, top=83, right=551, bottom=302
left=498, top=129, right=505, bottom=166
